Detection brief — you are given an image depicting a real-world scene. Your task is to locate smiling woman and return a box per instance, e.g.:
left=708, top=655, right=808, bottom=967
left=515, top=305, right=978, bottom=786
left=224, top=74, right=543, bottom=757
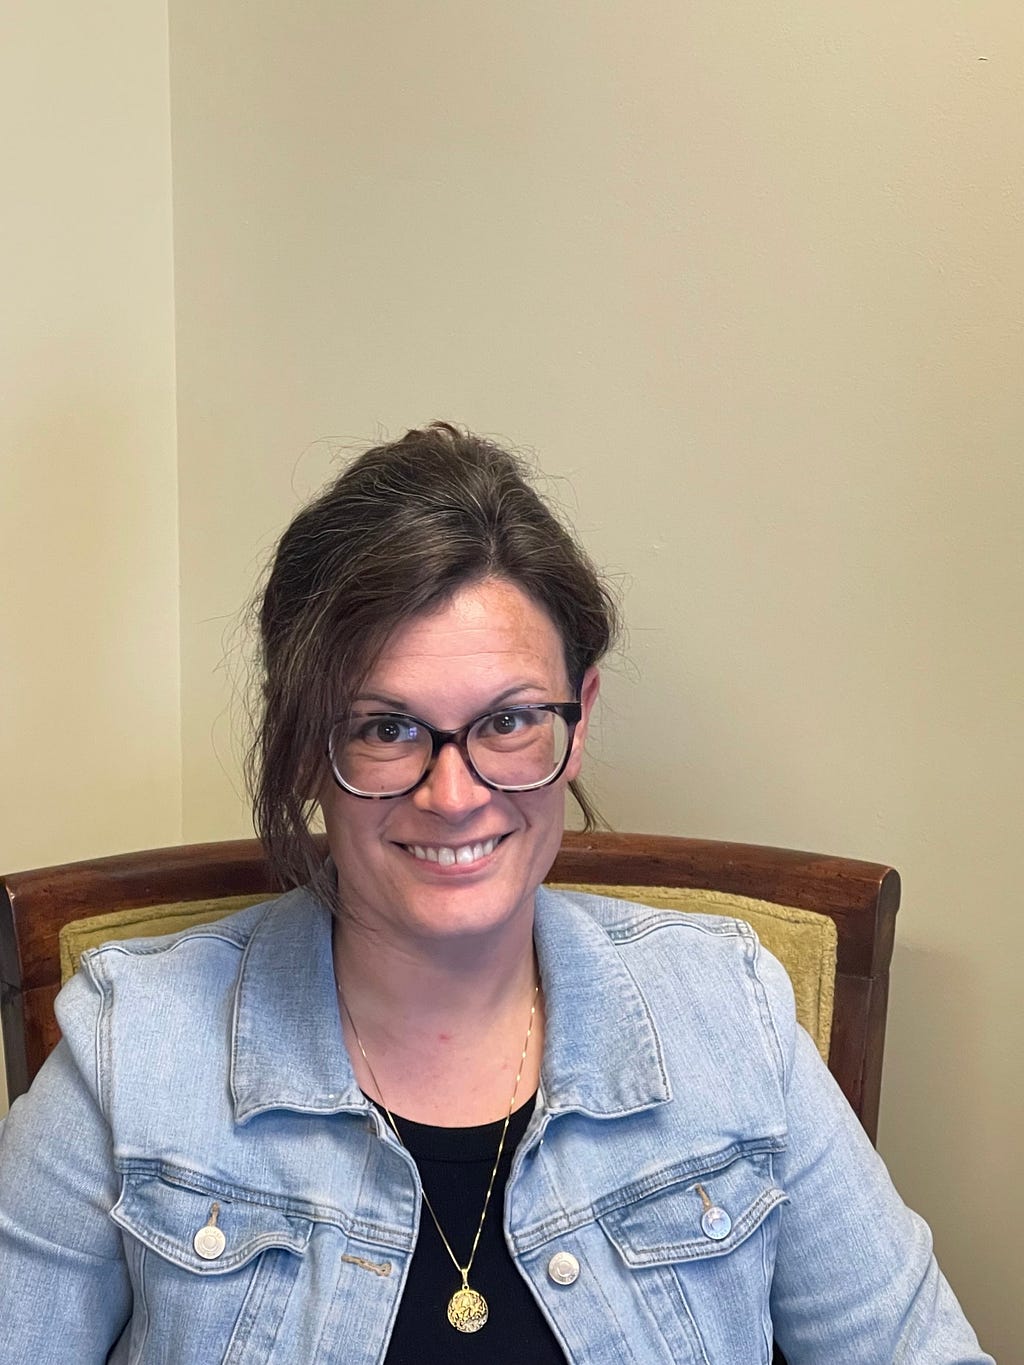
left=252, top=423, right=614, bottom=911
left=0, top=424, right=991, bottom=1363
left=322, top=577, right=599, bottom=997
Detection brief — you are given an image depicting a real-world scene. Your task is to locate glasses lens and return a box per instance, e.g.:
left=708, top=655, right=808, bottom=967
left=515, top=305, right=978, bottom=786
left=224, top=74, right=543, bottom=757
left=331, top=715, right=431, bottom=796
left=467, top=707, right=570, bottom=790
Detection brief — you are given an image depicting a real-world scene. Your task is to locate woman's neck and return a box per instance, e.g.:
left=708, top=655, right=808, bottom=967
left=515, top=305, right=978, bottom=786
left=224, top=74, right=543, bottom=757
left=332, top=915, right=543, bottom=1126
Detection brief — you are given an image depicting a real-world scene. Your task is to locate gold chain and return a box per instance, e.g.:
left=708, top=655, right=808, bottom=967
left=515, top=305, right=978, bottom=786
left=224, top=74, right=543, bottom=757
left=340, top=980, right=540, bottom=1333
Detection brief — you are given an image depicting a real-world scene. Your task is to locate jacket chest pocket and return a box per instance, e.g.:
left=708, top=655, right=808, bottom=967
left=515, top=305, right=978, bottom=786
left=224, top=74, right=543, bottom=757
left=599, top=1151, right=787, bottom=1364
left=111, top=1170, right=313, bottom=1365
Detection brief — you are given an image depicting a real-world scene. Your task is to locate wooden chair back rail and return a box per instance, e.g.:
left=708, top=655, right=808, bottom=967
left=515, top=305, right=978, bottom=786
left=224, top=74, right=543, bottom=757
left=1, top=832, right=899, bottom=1142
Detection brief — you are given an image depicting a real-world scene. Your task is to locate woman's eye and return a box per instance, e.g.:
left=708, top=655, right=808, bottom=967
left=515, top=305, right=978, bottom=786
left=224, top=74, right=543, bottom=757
left=355, top=717, right=417, bottom=745
left=491, top=712, right=521, bottom=735
left=484, top=710, right=542, bottom=738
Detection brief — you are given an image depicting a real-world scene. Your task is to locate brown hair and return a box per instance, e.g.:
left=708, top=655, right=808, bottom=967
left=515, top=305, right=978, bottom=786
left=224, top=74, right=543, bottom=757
left=250, top=422, right=618, bottom=899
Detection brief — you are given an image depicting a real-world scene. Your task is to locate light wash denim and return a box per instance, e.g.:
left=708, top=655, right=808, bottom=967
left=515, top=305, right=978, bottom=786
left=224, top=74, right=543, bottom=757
left=0, top=886, right=992, bottom=1363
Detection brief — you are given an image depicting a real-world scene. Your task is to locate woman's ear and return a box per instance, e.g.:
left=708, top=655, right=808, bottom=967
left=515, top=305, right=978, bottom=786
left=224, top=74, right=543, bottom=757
left=566, top=667, right=601, bottom=779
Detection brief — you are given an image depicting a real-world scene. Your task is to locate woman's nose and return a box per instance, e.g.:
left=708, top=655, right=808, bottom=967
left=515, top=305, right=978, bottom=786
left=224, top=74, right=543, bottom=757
left=411, top=739, right=491, bottom=818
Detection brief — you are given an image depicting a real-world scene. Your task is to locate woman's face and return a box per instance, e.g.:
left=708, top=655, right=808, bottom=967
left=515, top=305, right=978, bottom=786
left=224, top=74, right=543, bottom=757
left=320, top=577, right=599, bottom=951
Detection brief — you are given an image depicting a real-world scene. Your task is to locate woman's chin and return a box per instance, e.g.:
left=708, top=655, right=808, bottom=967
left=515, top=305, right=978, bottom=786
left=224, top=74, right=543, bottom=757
left=400, top=884, right=535, bottom=945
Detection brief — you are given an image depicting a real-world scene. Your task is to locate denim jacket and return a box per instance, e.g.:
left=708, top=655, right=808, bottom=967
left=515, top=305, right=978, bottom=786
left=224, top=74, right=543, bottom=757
left=0, top=886, right=991, bottom=1364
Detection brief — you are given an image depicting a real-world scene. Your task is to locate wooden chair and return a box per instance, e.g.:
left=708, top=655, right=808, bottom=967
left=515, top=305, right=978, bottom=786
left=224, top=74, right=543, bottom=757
left=0, top=831, right=899, bottom=1142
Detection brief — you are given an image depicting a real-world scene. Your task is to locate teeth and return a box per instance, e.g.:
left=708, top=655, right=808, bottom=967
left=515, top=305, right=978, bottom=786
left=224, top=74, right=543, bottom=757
left=408, top=837, right=500, bottom=867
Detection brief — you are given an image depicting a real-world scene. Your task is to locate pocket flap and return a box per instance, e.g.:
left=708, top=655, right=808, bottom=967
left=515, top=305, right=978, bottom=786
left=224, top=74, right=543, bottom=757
left=112, top=1170, right=313, bottom=1274
left=601, top=1151, right=786, bottom=1266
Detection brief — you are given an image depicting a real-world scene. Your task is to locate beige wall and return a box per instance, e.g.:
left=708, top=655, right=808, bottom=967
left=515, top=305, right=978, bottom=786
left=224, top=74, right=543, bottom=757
left=0, top=6, right=181, bottom=1111
left=3, top=1, right=1019, bottom=1355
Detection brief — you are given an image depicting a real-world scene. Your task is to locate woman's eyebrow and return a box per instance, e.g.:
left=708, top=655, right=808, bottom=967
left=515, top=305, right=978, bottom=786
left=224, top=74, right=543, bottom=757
left=352, top=691, right=408, bottom=710
left=351, top=683, right=552, bottom=713
left=487, top=683, right=551, bottom=707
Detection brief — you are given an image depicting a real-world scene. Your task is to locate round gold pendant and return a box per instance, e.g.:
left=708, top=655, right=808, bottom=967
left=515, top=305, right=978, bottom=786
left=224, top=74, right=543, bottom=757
left=447, top=1285, right=488, bottom=1333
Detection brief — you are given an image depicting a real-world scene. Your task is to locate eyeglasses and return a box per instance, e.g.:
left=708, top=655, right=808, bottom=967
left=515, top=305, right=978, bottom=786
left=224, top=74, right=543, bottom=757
left=327, top=702, right=582, bottom=799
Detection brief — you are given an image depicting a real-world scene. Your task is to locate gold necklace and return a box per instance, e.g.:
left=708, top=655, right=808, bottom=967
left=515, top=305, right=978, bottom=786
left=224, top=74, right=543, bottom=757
left=341, top=982, right=540, bottom=1334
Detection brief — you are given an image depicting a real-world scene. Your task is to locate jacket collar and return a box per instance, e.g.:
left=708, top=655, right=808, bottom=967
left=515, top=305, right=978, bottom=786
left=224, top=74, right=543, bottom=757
left=230, top=884, right=670, bottom=1123
left=532, top=885, right=670, bottom=1116
left=231, top=889, right=361, bottom=1122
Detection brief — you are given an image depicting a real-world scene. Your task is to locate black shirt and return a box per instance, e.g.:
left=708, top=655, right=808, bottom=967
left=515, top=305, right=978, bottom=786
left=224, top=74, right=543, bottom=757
left=378, top=1095, right=567, bottom=1364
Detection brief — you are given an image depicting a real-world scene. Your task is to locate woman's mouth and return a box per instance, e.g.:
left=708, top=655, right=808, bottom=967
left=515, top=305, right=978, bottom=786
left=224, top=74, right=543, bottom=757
left=401, top=834, right=505, bottom=868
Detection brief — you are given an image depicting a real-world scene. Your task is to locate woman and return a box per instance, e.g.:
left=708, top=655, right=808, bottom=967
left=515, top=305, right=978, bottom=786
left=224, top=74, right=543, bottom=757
left=0, top=423, right=991, bottom=1362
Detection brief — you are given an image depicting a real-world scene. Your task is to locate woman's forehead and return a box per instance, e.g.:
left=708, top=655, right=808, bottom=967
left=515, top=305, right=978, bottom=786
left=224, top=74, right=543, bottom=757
left=363, top=580, right=570, bottom=704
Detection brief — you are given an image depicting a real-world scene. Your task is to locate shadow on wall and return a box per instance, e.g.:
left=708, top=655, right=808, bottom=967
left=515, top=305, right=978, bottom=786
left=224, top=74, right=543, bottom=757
left=880, top=935, right=1007, bottom=1356
left=882, top=938, right=990, bottom=1162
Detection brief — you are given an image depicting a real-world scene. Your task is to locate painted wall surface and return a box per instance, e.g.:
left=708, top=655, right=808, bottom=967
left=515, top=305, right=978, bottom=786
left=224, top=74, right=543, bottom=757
left=0, top=7, right=181, bottom=1111
left=169, top=6, right=1021, bottom=1355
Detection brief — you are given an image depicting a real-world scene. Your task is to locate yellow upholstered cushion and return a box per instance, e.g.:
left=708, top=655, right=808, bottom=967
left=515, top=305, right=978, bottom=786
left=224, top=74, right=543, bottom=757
left=550, top=883, right=837, bottom=1061
left=59, top=896, right=270, bottom=984
left=59, top=883, right=836, bottom=1062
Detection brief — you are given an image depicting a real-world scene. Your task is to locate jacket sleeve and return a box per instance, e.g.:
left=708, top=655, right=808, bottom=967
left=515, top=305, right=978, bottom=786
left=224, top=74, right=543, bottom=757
left=755, top=949, right=993, bottom=1364
left=0, top=969, right=132, bottom=1362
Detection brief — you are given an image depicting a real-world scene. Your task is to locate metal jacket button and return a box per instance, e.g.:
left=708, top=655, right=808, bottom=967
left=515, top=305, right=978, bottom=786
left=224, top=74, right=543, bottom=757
left=194, top=1203, right=226, bottom=1260
left=695, top=1183, right=732, bottom=1240
left=547, top=1251, right=580, bottom=1284
left=194, top=1225, right=226, bottom=1259
left=700, top=1205, right=732, bottom=1240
